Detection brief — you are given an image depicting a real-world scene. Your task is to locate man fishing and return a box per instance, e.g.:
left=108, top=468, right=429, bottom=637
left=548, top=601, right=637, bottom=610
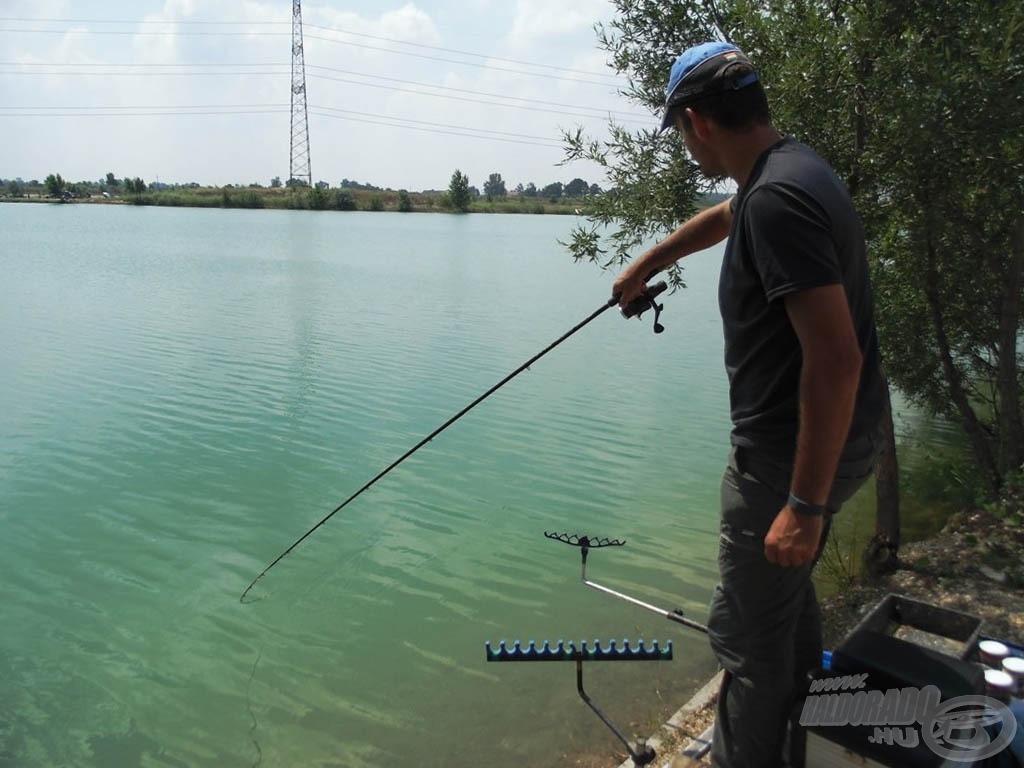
left=613, top=42, right=885, bottom=767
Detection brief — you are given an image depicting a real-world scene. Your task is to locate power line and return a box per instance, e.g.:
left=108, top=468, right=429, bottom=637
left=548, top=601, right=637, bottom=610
left=0, top=27, right=284, bottom=36
left=0, top=15, right=630, bottom=164
left=310, top=105, right=561, bottom=145
left=303, top=23, right=617, bottom=80
left=0, top=16, right=621, bottom=82
left=0, top=63, right=649, bottom=124
left=0, top=84, right=631, bottom=129
left=0, top=103, right=564, bottom=148
left=0, top=24, right=619, bottom=87
left=0, top=62, right=287, bottom=67
left=0, top=69, right=288, bottom=76
left=304, top=33, right=612, bottom=86
left=0, top=103, right=288, bottom=110
left=307, top=71, right=644, bottom=124
left=308, top=110, right=561, bottom=149
left=305, top=64, right=643, bottom=122
left=0, top=108, right=289, bottom=117
left=0, top=60, right=637, bottom=115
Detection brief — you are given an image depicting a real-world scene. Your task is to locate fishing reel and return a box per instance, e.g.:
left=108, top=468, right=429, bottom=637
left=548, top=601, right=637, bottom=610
left=617, top=281, right=668, bottom=334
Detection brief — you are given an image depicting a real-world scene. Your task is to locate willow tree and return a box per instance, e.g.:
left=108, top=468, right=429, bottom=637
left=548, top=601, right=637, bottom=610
left=850, top=1, right=1024, bottom=499
left=740, top=0, right=1024, bottom=497
left=563, top=0, right=1024, bottom=567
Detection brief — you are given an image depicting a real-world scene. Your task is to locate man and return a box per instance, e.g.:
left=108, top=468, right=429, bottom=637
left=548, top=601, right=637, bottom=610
left=614, top=42, right=885, bottom=767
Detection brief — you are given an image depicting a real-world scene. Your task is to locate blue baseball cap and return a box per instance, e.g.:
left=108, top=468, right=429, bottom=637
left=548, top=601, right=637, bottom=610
left=659, top=42, right=760, bottom=131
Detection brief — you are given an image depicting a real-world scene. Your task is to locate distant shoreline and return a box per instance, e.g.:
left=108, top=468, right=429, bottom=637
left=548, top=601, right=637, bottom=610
left=0, top=187, right=591, bottom=215
left=1, top=186, right=732, bottom=215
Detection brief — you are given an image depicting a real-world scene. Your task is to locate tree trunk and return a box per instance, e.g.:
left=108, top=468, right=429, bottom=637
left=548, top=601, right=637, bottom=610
left=996, top=218, right=1024, bottom=476
left=865, top=375, right=900, bottom=576
left=923, top=228, right=1000, bottom=496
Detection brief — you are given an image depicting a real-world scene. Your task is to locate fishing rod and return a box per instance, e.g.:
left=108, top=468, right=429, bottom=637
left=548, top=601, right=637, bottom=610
left=240, top=281, right=669, bottom=603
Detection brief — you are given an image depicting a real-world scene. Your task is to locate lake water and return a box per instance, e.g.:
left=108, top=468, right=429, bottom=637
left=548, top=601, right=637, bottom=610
left=0, top=203, right=957, bottom=768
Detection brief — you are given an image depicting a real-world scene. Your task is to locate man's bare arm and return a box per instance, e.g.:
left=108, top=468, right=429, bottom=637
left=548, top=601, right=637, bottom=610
left=786, top=284, right=863, bottom=505
left=764, top=284, right=863, bottom=567
left=614, top=199, right=733, bottom=308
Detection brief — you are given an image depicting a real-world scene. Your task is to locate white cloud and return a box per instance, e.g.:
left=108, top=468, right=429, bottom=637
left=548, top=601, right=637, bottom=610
left=504, top=0, right=611, bottom=51
left=376, top=4, right=443, bottom=45
left=314, top=3, right=442, bottom=47
left=10, top=0, right=71, bottom=18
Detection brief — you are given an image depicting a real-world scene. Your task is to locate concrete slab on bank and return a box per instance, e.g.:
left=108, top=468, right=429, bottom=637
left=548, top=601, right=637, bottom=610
left=616, top=670, right=722, bottom=768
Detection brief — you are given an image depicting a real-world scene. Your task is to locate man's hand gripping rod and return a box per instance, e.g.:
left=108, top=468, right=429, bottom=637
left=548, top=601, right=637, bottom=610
left=544, top=532, right=709, bottom=635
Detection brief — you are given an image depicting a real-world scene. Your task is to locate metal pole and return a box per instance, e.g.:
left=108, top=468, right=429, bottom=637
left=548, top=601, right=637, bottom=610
left=289, top=0, right=311, bottom=186
left=583, top=579, right=709, bottom=634
left=575, top=660, right=656, bottom=766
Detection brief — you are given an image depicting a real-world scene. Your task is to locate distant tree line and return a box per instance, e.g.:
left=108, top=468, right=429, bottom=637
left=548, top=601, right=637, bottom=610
left=3, top=169, right=607, bottom=205
left=2, top=171, right=200, bottom=200
left=443, top=170, right=605, bottom=212
left=3, top=169, right=615, bottom=219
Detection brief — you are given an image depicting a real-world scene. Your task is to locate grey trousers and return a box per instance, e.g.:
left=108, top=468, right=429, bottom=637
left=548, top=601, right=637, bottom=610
left=708, top=436, right=879, bottom=768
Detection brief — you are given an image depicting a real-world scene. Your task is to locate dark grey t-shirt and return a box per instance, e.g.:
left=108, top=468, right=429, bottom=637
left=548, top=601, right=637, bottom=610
left=720, top=137, right=884, bottom=457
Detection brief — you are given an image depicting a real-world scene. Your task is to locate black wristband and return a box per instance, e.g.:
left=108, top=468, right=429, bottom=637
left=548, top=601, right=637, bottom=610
left=788, top=492, right=826, bottom=517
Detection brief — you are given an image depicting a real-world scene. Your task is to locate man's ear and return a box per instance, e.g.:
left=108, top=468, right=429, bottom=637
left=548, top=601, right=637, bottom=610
left=685, top=107, right=713, bottom=142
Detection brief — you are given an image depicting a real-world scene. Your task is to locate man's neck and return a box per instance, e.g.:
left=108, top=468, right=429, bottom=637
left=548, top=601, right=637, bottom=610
left=723, top=125, right=784, bottom=188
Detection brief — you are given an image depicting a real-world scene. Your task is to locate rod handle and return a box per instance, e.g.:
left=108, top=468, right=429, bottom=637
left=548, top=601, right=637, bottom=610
left=618, top=281, right=668, bottom=319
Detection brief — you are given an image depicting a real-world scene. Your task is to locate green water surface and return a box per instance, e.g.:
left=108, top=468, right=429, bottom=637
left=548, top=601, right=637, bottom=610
left=1, top=205, right=731, bottom=767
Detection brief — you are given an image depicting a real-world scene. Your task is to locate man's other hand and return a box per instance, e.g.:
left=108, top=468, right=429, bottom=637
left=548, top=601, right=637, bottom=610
left=764, top=506, right=824, bottom=567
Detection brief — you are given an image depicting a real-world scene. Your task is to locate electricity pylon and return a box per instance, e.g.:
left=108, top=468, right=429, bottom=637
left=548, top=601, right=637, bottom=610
left=289, top=0, right=312, bottom=186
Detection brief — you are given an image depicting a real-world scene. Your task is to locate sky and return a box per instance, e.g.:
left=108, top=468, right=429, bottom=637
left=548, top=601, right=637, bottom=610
left=0, top=0, right=659, bottom=192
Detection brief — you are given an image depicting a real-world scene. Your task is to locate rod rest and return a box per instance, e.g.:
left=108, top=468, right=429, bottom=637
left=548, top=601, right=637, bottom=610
left=485, top=638, right=672, bottom=662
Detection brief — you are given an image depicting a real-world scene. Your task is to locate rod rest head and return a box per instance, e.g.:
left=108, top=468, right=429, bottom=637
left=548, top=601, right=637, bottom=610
left=485, top=638, right=672, bottom=662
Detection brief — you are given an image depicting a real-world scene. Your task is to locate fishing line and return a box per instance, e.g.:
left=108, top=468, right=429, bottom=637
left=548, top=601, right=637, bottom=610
left=239, top=283, right=668, bottom=603
left=245, top=646, right=263, bottom=768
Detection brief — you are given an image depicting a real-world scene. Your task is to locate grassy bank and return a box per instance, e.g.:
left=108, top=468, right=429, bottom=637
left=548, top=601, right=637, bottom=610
left=1, top=185, right=592, bottom=215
